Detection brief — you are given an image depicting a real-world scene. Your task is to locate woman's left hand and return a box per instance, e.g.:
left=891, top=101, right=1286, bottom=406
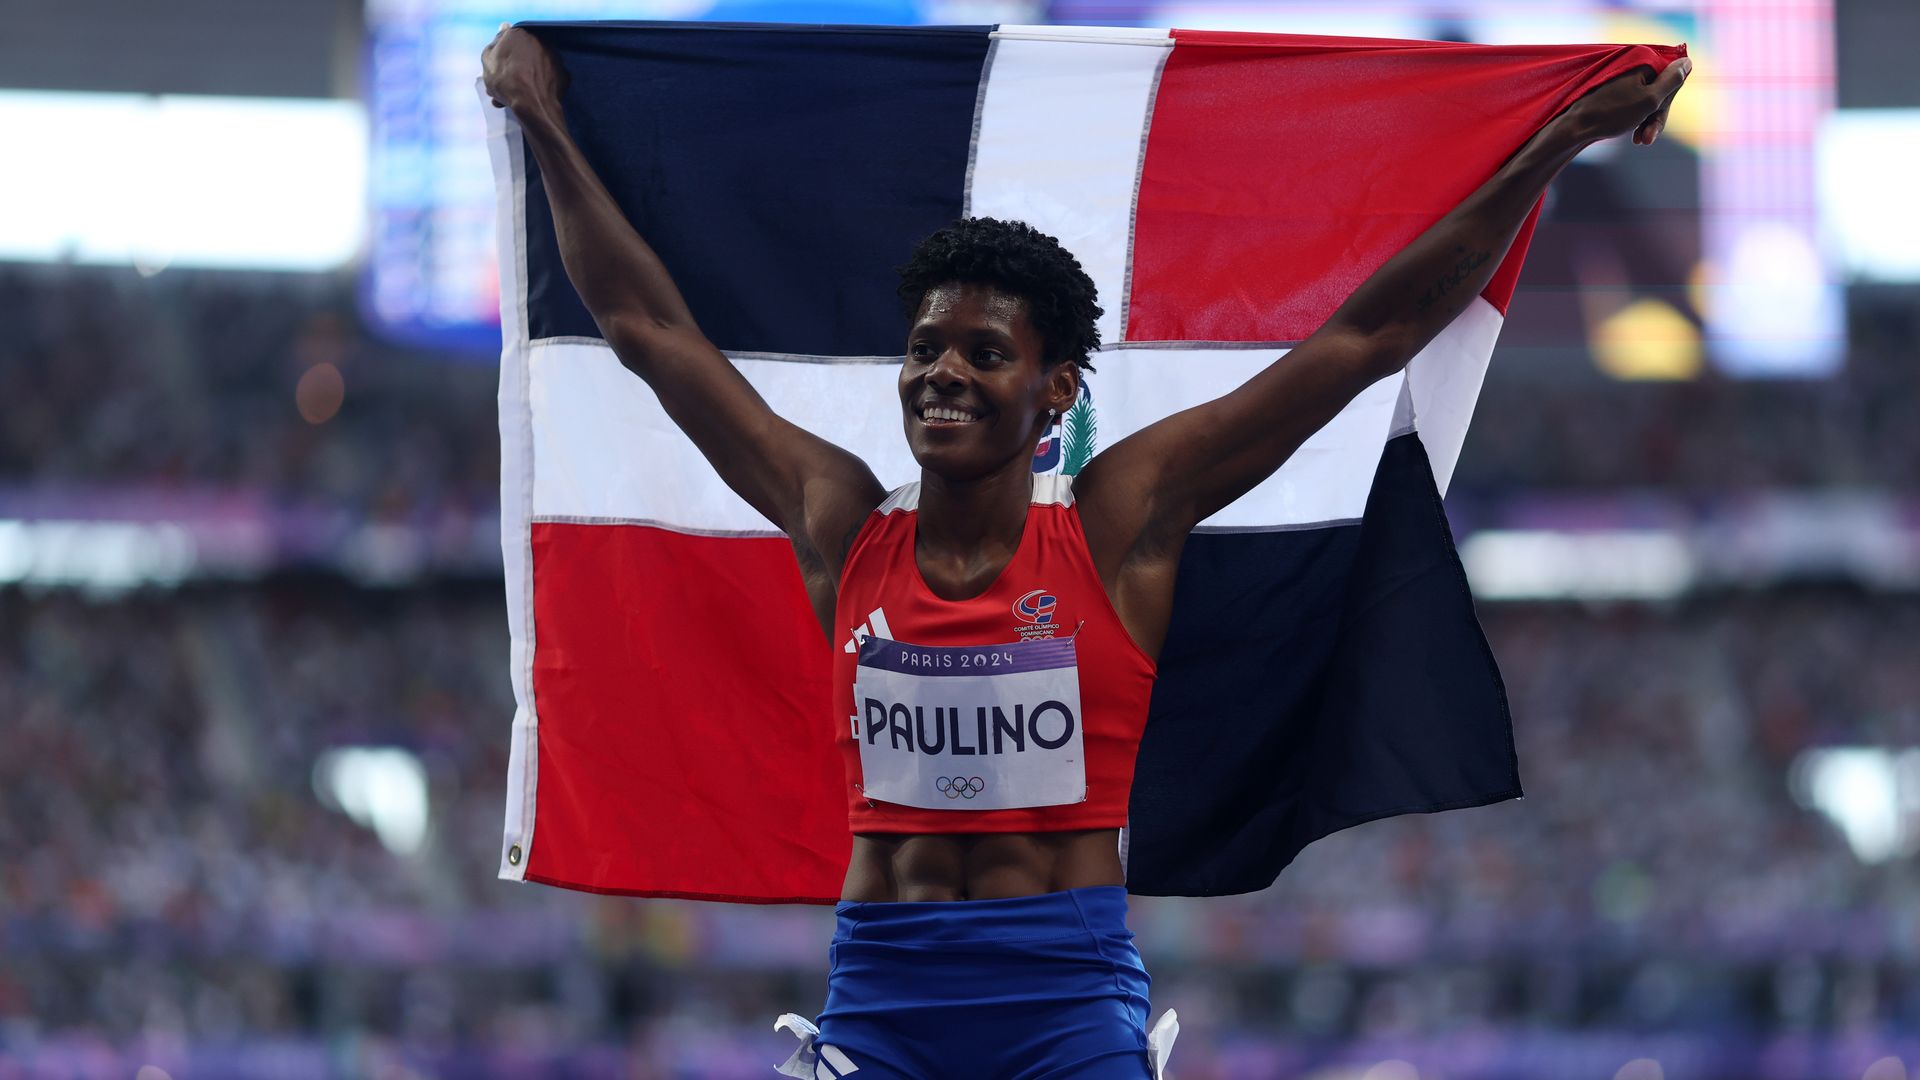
left=1561, top=55, right=1692, bottom=147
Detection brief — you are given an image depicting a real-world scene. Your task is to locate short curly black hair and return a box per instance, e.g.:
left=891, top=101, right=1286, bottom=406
left=895, top=217, right=1102, bottom=372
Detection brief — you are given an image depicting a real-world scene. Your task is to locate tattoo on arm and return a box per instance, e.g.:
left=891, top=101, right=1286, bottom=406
left=1415, top=245, right=1492, bottom=313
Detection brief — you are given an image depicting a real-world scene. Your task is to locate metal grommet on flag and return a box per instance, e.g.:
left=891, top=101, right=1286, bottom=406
left=507, top=844, right=522, bottom=867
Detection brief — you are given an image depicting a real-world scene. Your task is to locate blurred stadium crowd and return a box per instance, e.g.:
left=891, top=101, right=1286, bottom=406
left=3, top=267, right=1919, bottom=1079
left=5, top=266, right=1917, bottom=503
left=1459, top=299, right=1920, bottom=492
left=0, top=269, right=498, bottom=515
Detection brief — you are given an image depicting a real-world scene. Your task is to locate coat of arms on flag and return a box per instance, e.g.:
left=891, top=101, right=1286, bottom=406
left=1033, top=383, right=1096, bottom=477
left=482, top=20, right=1685, bottom=904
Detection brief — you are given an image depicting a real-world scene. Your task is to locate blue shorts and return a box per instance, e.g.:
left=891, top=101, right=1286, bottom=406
left=809, top=885, right=1154, bottom=1080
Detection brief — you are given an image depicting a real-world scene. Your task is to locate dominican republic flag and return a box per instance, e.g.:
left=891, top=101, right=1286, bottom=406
left=486, top=21, right=1684, bottom=903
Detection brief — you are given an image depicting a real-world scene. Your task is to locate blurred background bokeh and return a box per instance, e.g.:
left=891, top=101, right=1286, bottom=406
left=3, top=1, right=1918, bottom=1078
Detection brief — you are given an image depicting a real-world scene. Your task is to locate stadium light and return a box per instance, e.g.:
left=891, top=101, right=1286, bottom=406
left=1818, top=109, right=1920, bottom=283
left=312, top=747, right=431, bottom=857
left=0, top=519, right=195, bottom=593
left=0, top=91, right=366, bottom=271
left=1458, top=529, right=1695, bottom=601
left=1789, top=748, right=1920, bottom=864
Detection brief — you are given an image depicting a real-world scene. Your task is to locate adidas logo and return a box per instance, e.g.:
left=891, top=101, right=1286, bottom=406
left=842, top=607, right=893, bottom=653
left=812, top=1043, right=861, bottom=1078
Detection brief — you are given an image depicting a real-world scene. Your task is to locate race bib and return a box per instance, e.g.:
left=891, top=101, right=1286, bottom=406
left=852, top=634, right=1086, bottom=810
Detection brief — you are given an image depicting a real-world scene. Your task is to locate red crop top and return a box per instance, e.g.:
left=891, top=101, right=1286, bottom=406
left=832, top=474, right=1157, bottom=834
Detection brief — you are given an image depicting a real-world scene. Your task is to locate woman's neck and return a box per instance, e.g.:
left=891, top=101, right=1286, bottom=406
left=915, top=459, right=1033, bottom=560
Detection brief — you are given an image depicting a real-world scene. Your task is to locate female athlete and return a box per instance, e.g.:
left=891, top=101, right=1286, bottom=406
left=483, top=26, right=1688, bottom=1079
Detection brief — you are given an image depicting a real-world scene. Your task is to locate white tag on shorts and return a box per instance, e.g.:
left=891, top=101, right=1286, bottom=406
left=772, top=1013, right=819, bottom=1078
left=852, top=635, right=1086, bottom=810
left=1147, top=1008, right=1179, bottom=1079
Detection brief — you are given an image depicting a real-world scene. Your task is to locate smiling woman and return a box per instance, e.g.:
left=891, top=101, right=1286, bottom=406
left=480, top=19, right=1687, bottom=1078
left=899, top=280, right=1074, bottom=479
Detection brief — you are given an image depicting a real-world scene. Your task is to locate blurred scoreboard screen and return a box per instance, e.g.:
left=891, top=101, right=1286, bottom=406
left=365, top=3, right=502, bottom=353
left=363, top=0, right=922, bottom=354
left=364, top=0, right=1843, bottom=377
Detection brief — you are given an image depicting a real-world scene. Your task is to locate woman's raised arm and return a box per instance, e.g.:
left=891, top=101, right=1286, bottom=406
left=482, top=27, right=887, bottom=594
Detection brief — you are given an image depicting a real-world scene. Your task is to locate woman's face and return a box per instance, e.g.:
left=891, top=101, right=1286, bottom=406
left=899, top=281, right=1076, bottom=481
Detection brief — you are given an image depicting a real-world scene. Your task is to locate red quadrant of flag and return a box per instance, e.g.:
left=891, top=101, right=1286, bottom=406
left=527, top=523, right=848, bottom=902
left=1126, top=31, right=1684, bottom=343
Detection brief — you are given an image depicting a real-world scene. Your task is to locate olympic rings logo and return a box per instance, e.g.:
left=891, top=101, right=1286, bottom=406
left=935, top=776, right=985, bottom=799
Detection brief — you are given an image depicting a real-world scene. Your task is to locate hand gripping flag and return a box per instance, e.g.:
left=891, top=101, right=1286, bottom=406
left=484, top=21, right=1685, bottom=903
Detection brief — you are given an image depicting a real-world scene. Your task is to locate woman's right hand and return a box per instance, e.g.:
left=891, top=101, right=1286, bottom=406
left=482, top=25, right=567, bottom=114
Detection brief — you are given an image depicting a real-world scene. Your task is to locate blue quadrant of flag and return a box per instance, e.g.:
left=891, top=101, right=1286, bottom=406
left=521, top=22, right=989, bottom=354
left=1131, top=432, right=1518, bottom=895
